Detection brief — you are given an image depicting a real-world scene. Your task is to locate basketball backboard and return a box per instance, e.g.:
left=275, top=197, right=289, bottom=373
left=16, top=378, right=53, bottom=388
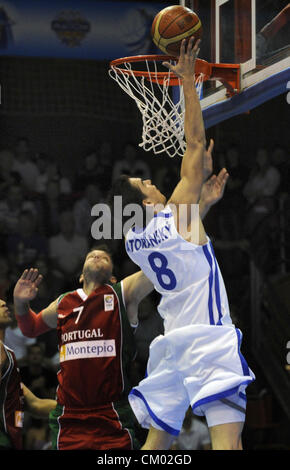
left=180, top=0, right=290, bottom=127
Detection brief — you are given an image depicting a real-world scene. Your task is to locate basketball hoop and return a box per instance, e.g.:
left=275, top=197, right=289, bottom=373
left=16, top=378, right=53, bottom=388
left=109, top=55, right=240, bottom=158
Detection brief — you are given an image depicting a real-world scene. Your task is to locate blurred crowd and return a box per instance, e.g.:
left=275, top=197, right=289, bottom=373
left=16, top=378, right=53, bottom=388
left=0, top=135, right=289, bottom=449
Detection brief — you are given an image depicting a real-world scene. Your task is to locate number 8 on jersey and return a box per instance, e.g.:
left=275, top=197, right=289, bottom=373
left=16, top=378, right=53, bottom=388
left=148, top=253, right=177, bottom=291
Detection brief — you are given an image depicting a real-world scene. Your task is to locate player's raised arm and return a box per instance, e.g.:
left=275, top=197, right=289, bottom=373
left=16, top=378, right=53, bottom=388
left=13, top=268, right=58, bottom=336
left=163, top=37, right=205, bottom=208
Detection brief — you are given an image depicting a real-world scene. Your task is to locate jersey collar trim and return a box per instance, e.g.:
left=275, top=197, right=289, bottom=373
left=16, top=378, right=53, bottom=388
left=76, top=288, right=88, bottom=302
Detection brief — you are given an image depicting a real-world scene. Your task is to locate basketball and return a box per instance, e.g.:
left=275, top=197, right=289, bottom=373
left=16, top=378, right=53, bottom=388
left=151, top=5, right=202, bottom=57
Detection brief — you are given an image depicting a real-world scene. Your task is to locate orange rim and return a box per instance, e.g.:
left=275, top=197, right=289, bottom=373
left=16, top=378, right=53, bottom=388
left=110, top=55, right=212, bottom=86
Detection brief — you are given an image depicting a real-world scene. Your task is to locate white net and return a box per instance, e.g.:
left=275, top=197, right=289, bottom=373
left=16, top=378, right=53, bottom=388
left=109, top=57, right=204, bottom=158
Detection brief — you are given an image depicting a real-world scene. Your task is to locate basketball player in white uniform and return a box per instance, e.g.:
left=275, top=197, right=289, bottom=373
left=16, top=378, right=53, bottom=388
left=110, top=38, right=255, bottom=450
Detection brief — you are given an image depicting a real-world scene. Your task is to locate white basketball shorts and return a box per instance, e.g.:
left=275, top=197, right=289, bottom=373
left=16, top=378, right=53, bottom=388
left=128, top=324, right=255, bottom=435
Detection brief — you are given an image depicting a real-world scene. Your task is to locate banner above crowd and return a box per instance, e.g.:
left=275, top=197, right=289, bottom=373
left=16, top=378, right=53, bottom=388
left=0, top=0, right=167, bottom=60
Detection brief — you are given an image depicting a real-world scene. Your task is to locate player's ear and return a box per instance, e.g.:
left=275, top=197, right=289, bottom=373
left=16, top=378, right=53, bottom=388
left=79, top=273, right=84, bottom=284
left=142, top=198, right=153, bottom=207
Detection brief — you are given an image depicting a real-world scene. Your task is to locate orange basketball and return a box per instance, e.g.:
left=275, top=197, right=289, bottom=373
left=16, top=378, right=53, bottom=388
left=151, top=5, right=202, bottom=57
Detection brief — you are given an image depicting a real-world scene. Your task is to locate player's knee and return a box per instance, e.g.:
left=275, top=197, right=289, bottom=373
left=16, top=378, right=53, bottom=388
left=141, top=439, right=170, bottom=450
left=141, top=442, right=162, bottom=450
left=212, top=437, right=243, bottom=450
left=141, top=426, right=174, bottom=450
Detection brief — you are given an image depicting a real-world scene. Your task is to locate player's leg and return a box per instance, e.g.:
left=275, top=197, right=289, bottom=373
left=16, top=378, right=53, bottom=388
left=208, top=421, right=244, bottom=450
left=128, top=334, right=189, bottom=450
left=141, top=425, right=176, bottom=450
left=200, top=394, right=246, bottom=450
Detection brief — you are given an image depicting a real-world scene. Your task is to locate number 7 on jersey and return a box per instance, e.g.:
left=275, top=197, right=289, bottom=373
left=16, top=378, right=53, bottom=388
left=73, top=306, right=84, bottom=324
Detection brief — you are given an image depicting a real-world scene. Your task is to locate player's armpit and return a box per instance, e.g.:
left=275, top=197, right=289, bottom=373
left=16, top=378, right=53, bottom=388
left=125, top=301, right=139, bottom=328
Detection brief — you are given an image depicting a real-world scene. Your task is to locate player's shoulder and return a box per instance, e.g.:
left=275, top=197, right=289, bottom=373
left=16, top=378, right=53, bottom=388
left=57, top=289, right=78, bottom=306
left=105, top=281, right=123, bottom=297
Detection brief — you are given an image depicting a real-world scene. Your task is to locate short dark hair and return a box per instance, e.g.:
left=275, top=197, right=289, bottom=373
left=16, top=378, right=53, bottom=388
left=107, top=174, right=146, bottom=228
left=108, top=175, right=144, bottom=206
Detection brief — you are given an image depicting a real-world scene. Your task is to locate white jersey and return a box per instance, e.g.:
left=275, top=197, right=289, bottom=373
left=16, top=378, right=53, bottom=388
left=125, top=205, right=233, bottom=333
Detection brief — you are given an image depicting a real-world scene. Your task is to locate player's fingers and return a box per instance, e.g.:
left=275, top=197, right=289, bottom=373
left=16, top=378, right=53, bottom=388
left=216, top=168, right=227, bottom=184
left=187, top=36, right=195, bottom=55
left=221, top=167, right=229, bottom=177
left=193, top=38, right=201, bottom=54
left=209, top=138, right=214, bottom=151
left=162, top=61, right=175, bottom=72
left=179, top=38, right=187, bottom=57
left=34, top=274, right=43, bottom=288
left=208, top=175, right=217, bottom=185
left=221, top=170, right=230, bottom=185
left=195, top=38, right=201, bottom=48
left=192, top=46, right=200, bottom=61
left=30, top=269, right=39, bottom=283
left=187, top=37, right=200, bottom=57
left=218, top=167, right=227, bottom=176
left=26, top=268, right=36, bottom=280
left=20, top=269, right=29, bottom=280
left=223, top=172, right=230, bottom=183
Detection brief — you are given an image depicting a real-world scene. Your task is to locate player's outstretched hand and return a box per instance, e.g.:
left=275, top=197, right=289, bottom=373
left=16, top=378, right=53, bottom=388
left=162, top=36, right=201, bottom=80
left=14, top=268, right=43, bottom=303
left=201, top=168, right=229, bottom=207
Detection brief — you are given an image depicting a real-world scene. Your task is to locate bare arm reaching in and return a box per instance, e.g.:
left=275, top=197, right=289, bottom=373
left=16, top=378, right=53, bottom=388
left=163, top=38, right=206, bottom=232
left=22, top=383, right=56, bottom=418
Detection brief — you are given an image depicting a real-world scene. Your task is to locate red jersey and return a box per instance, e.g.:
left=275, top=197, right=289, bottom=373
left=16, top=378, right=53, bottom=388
left=56, top=282, right=136, bottom=409
left=0, top=344, right=24, bottom=449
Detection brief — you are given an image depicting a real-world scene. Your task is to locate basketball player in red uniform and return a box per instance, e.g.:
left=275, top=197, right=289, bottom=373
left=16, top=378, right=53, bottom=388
left=0, top=299, right=56, bottom=450
left=13, top=245, right=154, bottom=450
